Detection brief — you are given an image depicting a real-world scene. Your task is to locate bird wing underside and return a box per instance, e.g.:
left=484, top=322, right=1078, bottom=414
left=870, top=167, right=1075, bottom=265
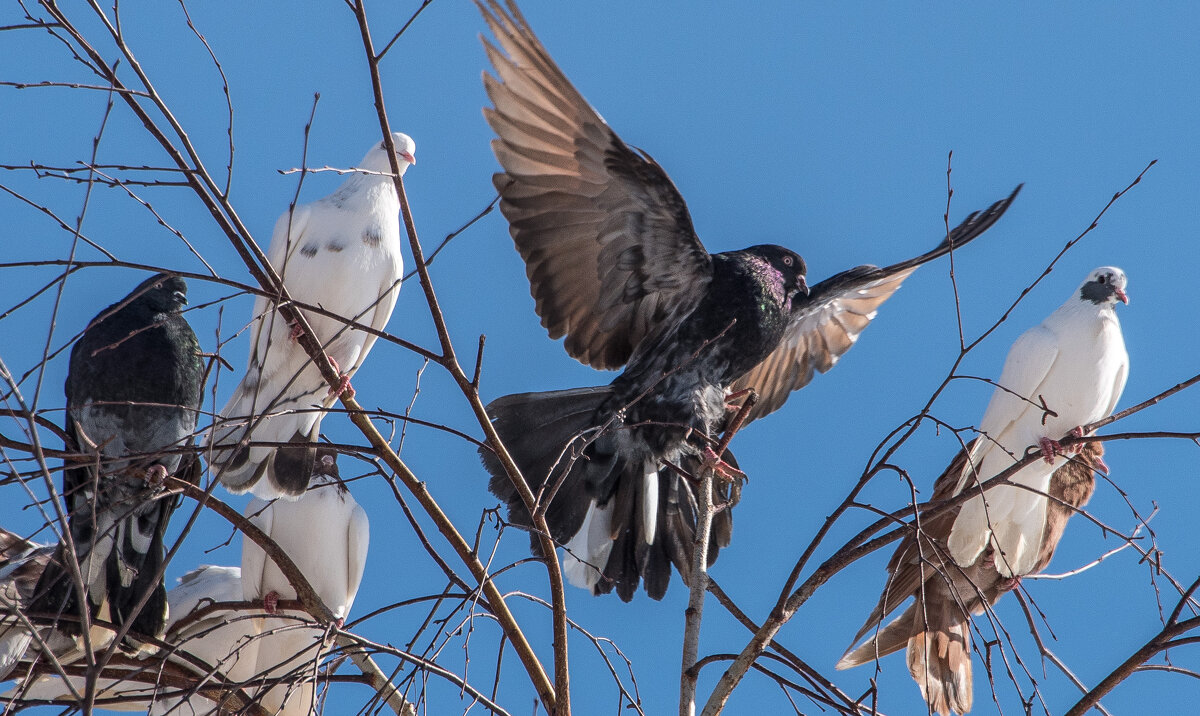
left=731, top=185, right=1022, bottom=424
left=480, top=0, right=713, bottom=370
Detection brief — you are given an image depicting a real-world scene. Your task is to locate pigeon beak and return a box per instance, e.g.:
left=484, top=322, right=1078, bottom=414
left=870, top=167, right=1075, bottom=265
left=173, top=290, right=188, bottom=306
left=400, top=151, right=416, bottom=166
left=796, top=276, right=810, bottom=297
left=1115, top=288, right=1128, bottom=304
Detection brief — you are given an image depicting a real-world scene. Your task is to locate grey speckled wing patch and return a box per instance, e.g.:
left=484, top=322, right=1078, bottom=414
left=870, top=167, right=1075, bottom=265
left=362, top=225, right=382, bottom=247
left=300, top=243, right=319, bottom=258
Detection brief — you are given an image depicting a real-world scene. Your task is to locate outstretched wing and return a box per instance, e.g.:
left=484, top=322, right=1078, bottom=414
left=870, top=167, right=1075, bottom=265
left=731, top=185, right=1022, bottom=423
left=480, top=0, right=713, bottom=370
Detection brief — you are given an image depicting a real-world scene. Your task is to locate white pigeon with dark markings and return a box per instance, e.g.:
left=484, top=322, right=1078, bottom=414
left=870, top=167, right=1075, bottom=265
left=210, top=134, right=414, bottom=499
left=948, top=267, right=1129, bottom=577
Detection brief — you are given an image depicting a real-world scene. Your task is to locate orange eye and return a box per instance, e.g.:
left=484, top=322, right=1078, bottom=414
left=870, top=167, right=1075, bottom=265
left=783, top=256, right=793, bottom=267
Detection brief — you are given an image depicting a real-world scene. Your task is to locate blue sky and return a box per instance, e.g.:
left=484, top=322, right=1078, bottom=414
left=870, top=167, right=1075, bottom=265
left=2, top=2, right=1198, bottom=714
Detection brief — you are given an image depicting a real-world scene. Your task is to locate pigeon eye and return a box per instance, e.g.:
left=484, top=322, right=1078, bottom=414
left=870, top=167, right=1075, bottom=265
left=1098, top=275, right=1107, bottom=284
left=782, top=256, right=793, bottom=267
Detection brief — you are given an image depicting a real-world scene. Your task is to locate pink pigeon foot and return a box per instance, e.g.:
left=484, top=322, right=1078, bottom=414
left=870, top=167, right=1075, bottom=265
left=723, top=388, right=754, bottom=413
left=1064, top=425, right=1088, bottom=454
left=288, top=320, right=304, bottom=341
left=324, top=356, right=355, bottom=399
left=263, top=590, right=280, bottom=614
left=144, top=464, right=168, bottom=486
left=1037, top=437, right=1063, bottom=465
left=701, top=446, right=746, bottom=483
left=998, top=576, right=1021, bottom=593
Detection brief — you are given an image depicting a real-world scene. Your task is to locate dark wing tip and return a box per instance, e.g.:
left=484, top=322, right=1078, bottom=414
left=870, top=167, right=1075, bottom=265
left=880, top=183, right=1024, bottom=276
left=941, top=182, right=1023, bottom=251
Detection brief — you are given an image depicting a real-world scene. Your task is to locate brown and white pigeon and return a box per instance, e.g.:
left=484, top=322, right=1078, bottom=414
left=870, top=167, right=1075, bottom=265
left=0, top=529, right=54, bottom=680
left=209, top=134, right=414, bottom=499
left=838, top=267, right=1129, bottom=714
left=948, top=267, right=1128, bottom=577
left=837, top=441, right=1106, bottom=715
left=476, top=0, right=1020, bottom=601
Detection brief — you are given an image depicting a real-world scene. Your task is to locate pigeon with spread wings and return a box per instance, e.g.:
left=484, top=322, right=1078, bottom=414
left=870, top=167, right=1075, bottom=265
left=477, top=0, right=1020, bottom=600
left=209, top=134, right=414, bottom=499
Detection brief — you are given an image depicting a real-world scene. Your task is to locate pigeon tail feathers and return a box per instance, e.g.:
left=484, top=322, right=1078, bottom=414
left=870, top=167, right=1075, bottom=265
left=481, top=387, right=736, bottom=601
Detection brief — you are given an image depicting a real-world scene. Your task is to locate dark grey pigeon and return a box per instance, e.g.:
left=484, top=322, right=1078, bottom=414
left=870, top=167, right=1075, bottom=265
left=477, top=0, right=1022, bottom=601
left=31, top=273, right=204, bottom=646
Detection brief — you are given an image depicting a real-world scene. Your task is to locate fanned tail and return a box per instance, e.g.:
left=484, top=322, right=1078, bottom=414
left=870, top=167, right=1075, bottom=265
left=838, top=593, right=974, bottom=716
left=907, top=617, right=974, bottom=716
left=481, top=387, right=614, bottom=551
left=480, top=387, right=736, bottom=601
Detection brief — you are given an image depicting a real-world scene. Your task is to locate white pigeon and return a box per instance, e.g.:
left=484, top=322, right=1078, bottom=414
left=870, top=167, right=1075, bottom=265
left=12, top=566, right=259, bottom=713
left=211, top=133, right=415, bottom=498
left=948, top=266, right=1129, bottom=577
left=147, top=565, right=260, bottom=716
left=241, top=448, right=369, bottom=716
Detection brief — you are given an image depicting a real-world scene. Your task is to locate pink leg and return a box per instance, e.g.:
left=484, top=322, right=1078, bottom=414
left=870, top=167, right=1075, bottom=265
left=1037, top=437, right=1062, bottom=465
left=1065, top=426, right=1086, bottom=454
left=724, top=388, right=754, bottom=413
left=701, top=446, right=746, bottom=482
left=288, top=320, right=304, bottom=341
left=263, top=590, right=280, bottom=614
left=999, top=576, right=1021, bottom=593
left=324, top=356, right=355, bottom=399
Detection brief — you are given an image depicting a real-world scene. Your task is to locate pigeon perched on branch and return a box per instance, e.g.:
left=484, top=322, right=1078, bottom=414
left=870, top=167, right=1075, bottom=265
left=838, top=441, right=1106, bottom=715
left=839, top=266, right=1128, bottom=714
left=948, top=266, right=1129, bottom=577
left=21, top=451, right=368, bottom=713
left=241, top=447, right=369, bottom=716
left=476, top=0, right=1021, bottom=600
left=31, top=273, right=204, bottom=646
left=209, top=134, right=414, bottom=499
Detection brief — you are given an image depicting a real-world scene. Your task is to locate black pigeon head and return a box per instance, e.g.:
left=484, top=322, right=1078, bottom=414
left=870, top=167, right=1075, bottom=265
left=1078, top=266, right=1129, bottom=306
left=315, top=445, right=341, bottom=480
left=129, top=273, right=189, bottom=314
left=742, top=244, right=810, bottom=301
